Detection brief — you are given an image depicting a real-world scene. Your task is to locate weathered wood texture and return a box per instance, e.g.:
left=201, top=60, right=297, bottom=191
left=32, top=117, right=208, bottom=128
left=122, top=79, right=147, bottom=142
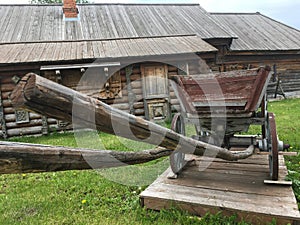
left=0, top=141, right=172, bottom=174
left=171, top=67, right=271, bottom=135
left=0, top=70, right=66, bottom=138
left=0, top=5, right=230, bottom=43
left=280, top=69, right=300, bottom=93
left=171, top=66, right=271, bottom=114
left=219, top=63, right=300, bottom=94
left=140, top=154, right=300, bottom=225
left=10, top=73, right=254, bottom=161
left=0, top=36, right=217, bottom=65
left=211, top=13, right=300, bottom=52
left=0, top=62, right=183, bottom=138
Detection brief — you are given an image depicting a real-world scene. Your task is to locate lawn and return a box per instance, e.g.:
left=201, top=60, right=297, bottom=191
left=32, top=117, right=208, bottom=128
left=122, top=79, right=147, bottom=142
left=0, top=98, right=299, bottom=225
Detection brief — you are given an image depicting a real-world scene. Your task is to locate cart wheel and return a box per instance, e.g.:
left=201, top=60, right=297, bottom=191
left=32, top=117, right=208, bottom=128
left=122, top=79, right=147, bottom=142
left=265, top=112, right=279, bottom=180
left=170, top=113, right=186, bottom=174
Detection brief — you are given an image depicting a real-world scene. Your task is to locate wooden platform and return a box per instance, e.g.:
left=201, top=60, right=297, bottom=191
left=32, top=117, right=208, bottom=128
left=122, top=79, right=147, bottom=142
left=140, top=154, right=300, bottom=225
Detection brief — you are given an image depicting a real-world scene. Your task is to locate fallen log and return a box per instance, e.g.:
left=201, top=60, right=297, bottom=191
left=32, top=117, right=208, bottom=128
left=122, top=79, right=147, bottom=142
left=0, top=141, right=172, bottom=174
left=9, top=73, right=255, bottom=162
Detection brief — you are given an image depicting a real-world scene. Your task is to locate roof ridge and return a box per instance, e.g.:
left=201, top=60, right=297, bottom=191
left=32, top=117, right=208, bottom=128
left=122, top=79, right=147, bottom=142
left=211, top=12, right=300, bottom=32
left=258, top=12, right=300, bottom=32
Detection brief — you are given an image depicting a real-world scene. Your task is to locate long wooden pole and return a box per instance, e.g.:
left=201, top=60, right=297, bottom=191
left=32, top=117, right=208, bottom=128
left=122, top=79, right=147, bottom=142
left=9, top=73, right=254, bottom=161
left=0, top=141, right=172, bottom=174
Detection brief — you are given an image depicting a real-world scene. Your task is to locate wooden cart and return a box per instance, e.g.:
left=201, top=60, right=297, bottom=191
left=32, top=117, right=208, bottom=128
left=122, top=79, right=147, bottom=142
left=8, top=70, right=288, bottom=180
left=170, top=66, right=288, bottom=180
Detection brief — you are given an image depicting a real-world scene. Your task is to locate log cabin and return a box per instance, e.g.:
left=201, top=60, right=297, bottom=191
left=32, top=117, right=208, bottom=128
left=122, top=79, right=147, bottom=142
left=0, top=1, right=299, bottom=138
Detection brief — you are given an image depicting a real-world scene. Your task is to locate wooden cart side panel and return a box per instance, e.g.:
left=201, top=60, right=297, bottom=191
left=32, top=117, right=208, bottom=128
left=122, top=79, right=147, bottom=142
left=170, top=79, right=195, bottom=115
left=245, top=66, right=272, bottom=112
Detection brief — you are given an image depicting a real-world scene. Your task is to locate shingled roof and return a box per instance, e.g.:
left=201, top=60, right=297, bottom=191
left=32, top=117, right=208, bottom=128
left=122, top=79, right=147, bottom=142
left=0, top=35, right=217, bottom=64
left=0, top=4, right=232, bottom=43
left=211, top=12, right=300, bottom=51
left=0, top=4, right=235, bottom=64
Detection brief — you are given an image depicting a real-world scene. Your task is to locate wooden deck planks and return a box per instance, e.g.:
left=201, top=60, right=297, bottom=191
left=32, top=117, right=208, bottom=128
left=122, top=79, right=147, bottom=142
left=140, top=155, right=300, bottom=224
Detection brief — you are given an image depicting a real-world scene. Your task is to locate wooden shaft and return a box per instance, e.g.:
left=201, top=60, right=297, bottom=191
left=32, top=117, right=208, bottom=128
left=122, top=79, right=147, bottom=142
left=0, top=141, right=172, bottom=174
left=10, top=73, right=255, bottom=161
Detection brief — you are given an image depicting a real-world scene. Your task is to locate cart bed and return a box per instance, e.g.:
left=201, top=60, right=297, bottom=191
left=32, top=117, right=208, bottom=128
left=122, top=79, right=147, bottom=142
left=171, top=66, right=272, bottom=134
left=171, top=66, right=272, bottom=116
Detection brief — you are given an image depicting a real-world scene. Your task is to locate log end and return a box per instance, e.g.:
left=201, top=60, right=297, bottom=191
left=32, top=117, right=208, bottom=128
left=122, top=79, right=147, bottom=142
left=10, top=73, right=37, bottom=109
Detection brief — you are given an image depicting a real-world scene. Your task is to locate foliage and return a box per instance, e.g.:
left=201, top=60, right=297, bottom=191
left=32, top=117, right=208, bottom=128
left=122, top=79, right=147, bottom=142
left=30, top=0, right=89, bottom=4
left=1, top=98, right=300, bottom=224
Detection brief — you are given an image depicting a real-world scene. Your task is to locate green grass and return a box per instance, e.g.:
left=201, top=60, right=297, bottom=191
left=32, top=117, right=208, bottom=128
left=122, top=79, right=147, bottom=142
left=267, top=99, right=300, bottom=209
left=9, top=131, right=155, bottom=151
left=1, top=98, right=300, bottom=224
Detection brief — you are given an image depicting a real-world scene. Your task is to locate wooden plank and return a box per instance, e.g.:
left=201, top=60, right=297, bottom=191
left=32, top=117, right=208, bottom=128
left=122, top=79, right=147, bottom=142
left=141, top=193, right=296, bottom=225
left=142, top=180, right=298, bottom=214
left=140, top=154, right=300, bottom=224
left=264, top=180, right=292, bottom=185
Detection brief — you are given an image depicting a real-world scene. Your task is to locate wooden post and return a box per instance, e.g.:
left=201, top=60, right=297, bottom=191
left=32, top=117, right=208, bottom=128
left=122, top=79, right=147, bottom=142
left=0, top=78, right=7, bottom=139
left=10, top=73, right=255, bottom=161
left=272, top=64, right=286, bottom=99
left=125, top=65, right=136, bottom=114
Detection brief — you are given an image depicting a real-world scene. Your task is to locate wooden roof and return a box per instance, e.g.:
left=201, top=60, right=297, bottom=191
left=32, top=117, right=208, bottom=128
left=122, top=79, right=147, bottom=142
left=0, top=35, right=217, bottom=64
left=211, top=13, right=300, bottom=51
left=0, top=4, right=232, bottom=43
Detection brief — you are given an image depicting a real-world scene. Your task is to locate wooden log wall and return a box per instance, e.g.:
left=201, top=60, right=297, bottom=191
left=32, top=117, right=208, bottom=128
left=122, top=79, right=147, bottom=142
left=279, top=69, right=300, bottom=93
left=0, top=63, right=172, bottom=138
left=217, top=61, right=300, bottom=94
left=69, top=63, right=185, bottom=119
left=106, top=63, right=182, bottom=118
left=0, top=70, right=73, bottom=139
left=0, top=59, right=210, bottom=139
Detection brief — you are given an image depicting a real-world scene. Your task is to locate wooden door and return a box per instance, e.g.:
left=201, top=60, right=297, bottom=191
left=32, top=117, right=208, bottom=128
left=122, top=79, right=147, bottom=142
left=141, top=65, right=170, bottom=120
left=143, top=65, right=168, bottom=99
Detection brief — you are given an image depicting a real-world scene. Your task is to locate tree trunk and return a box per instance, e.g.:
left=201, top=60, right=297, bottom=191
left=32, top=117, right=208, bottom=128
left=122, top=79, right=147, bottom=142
left=0, top=141, right=172, bottom=174
left=9, top=73, right=254, bottom=162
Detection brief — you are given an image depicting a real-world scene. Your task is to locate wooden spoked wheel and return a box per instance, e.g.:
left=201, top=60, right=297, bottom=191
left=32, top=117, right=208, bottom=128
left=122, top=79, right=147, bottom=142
left=263, top=111, right=279, bottom=180
left=267, top=113, right=279, bottom=180
left=261, top=96, right=278, bottom=180
left=170, top=113, right=186, bottom=174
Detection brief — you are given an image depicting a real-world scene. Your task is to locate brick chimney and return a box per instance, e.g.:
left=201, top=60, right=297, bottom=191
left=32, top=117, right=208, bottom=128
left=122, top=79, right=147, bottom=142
left=63, top=0, right=79, bottom=20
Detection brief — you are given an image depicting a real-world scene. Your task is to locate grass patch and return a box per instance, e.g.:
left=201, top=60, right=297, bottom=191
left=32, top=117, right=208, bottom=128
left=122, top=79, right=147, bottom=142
left=1, top=98, right=300, bottom=224
left=0, top=170, right=254, bottom=225
left=10, top=131, right=154, bottom=152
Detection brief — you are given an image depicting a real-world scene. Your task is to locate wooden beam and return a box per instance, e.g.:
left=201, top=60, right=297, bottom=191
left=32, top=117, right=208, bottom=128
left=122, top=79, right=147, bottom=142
left=0, top=141, right=172, bottom=174
left=40, top=62, right=121, bottom=70
left=125, top=65, right=136, bottom=114
left=10, top=73, right=255, bottom=161
left=222, top=53, right=300, bottom=64
left=0, top=78, right=7, bottom=139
